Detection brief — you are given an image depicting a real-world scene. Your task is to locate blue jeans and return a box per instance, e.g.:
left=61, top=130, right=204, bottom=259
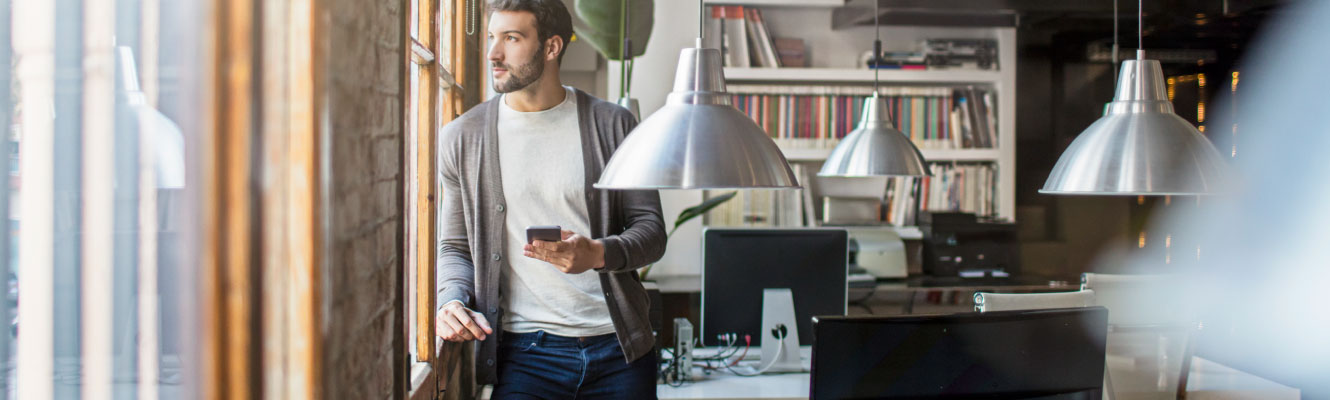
left=492, top=330, right=658, bottom=400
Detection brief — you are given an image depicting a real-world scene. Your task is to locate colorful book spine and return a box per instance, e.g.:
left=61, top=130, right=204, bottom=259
left=727, top=85, right=996, bottom=150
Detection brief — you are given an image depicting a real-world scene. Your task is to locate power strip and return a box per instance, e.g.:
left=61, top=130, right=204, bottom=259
left=673, top=318, right=693, bottom=382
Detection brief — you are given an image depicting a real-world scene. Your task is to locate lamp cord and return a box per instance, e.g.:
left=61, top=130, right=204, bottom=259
left=1113, top=0, right=1119, bottom=65
left=697, top=0, right=704, bottom=46
left=625, top=0, right=633, bottom=96
left=1138, top=0, right=1145, bottom=98
left=873, top=0, right=880, bottom=97
left=619, top=0, right=627, bottom=98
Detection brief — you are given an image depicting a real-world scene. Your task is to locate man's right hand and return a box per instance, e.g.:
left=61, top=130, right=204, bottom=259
left=436, top=301, right=494, bottom=342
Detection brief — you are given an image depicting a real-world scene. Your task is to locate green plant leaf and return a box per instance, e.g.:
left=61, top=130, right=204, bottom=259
left=674, top=191, right=737, bottom=231
left=572, top=0, right=653, bottom=61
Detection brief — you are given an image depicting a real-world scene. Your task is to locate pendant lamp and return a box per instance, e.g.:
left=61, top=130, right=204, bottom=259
left=818, top=0, right=928, bottom=177
left=594, top=0, right=798, bottom=189
left=1041, top=0, right=1225, bottom=195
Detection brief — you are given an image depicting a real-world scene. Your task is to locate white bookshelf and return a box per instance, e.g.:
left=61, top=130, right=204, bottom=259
left=724, top=67, right=1001, bottom=84
left=779, top=146, right=1001, bottom=163
left=602, top=2, right=1017, bottom=277
left=702, top=0, right=847, bottom=7
left=724, top=28, right=1019, bottom=222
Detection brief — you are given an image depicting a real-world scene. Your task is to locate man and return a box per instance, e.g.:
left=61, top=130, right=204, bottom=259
left=435, top=0, right=666, bottom=398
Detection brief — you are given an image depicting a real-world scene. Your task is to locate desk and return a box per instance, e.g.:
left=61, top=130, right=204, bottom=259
left=652, top=274, right=1079, bottom=317
left=655, top=352, right=1299, bottom=400
left=651, top=275, right=1077, bottom=295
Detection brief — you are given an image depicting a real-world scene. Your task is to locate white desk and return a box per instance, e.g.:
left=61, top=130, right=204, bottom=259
left=656, top=352, right=1299, bottom=400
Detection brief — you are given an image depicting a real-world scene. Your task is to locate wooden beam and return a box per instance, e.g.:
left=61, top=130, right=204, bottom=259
left=289, top=0, right=325, bottom=397
left=415, top=0, right=440, bottom=363
left=202, top=0, right=261, bottom=398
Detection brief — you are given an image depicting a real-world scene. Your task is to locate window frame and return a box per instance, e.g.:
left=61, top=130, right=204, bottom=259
left=407, top=0, right=483, bottom=398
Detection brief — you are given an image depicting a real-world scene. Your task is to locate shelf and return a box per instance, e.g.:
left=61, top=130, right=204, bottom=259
left=723, top=67, right=1001, bottom=84
left=703, top=0, right=847, bottom=7
left=780, top=146, right=1000, bottom=162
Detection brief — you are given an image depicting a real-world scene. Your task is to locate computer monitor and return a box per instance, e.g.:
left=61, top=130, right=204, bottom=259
left=810, top=307, right=1108, bottom=400
left=702, top=228, right=848, bottom=347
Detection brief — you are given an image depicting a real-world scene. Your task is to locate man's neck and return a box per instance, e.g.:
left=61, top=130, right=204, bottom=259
left=504, top=71, right=566, bottom=112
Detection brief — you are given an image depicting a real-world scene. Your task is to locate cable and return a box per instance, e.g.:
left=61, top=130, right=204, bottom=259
left=697, top=0, right=704, bottom=44
left=849, top=284, right=878, bottom=304
left=872, top=0, right=880, bottom=96
left=725, top=330, right=787, bottom=376
left=728, top=334, right=752, bottom=367
left=695, top=334, right=740, bottom=361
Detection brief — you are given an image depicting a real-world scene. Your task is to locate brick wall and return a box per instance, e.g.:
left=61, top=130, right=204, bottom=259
left=323, top=0, right=404, bottom=398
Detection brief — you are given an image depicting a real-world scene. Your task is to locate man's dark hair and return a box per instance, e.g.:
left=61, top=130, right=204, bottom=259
left=488, top=0, right=574, bottom=65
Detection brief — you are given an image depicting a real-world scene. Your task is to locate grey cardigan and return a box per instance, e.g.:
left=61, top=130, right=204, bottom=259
left=436, top=88, right=667, bottom=385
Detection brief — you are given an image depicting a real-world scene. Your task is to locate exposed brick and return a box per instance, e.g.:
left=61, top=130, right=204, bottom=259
left=324, top=0, right=405, bottom=399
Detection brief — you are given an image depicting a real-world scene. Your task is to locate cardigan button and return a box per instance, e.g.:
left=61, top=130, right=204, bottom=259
left=496, top=204, right=505, bottom=213
left=492, top=253, right=501, bottom=261
left=486, top=358, right=495, bottom=366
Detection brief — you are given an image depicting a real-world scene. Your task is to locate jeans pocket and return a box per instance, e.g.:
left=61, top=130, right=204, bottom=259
left=518, top=341, right=538, bottom=352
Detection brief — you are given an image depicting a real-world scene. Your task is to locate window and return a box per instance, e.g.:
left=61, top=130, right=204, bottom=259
left=406, top=0, right=484, bottom=398
left=5, top=0, right=205, bottom=397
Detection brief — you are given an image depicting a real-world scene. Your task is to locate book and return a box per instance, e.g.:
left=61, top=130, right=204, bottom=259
left=744, top=8, right=781, bottom=68
left=726, top=84, right=996, bottom=150
left=773, top=38, right=806, bottom=68
left=704, top=6, right=723, bottom=53
left=708, top=163, right=997, bottom=229
left=711, top=6, right=750, bottom=68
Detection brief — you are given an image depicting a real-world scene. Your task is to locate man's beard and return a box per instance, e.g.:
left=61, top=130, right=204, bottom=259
left=492, top=43, right=545, bottom=94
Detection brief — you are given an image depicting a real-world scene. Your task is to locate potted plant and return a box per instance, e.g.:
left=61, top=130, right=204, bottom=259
left=571, top=0, right=654, bottom=117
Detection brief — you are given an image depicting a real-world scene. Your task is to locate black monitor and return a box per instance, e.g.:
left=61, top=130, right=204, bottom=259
left=810, top=307, right=1108, bottom=400
left=702, top=228, right=848, bottom=347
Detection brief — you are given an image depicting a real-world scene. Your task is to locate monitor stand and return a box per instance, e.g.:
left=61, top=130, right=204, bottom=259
left=758, top=288, right=803, bottom=373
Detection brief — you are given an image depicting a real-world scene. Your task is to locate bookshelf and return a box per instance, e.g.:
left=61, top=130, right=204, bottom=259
left=779, top=147, right=1002, bottom=163
left=723, top=67, right=1001, bottom=84
left=602, top=2, right=1017, bottom=277
left=720, top=27, right=1019, bottom=223
left=702, top=0, right=847, bottom=7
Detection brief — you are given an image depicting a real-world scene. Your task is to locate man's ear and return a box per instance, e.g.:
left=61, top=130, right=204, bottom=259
left=545, top=35, right=564, bottom=62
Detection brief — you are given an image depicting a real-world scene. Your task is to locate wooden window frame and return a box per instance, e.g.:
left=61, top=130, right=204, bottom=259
left=407, top=0, right=484, bottom=399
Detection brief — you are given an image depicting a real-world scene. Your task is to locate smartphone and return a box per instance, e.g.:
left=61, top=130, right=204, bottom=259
left=526, top=225, right=562, bottom=244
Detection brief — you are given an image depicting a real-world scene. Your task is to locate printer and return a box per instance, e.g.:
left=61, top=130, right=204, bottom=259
left=845, top=227, right=908, bottom=279
left=919, top=212, right=1019, bottom=278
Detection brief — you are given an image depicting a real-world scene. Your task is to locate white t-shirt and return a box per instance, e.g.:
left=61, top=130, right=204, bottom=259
left=495, top=86, right=615, bottom=336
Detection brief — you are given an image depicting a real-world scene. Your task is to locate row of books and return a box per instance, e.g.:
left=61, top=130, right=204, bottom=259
left=726, top=85, right=999, bottom=149
left=703, top=165, right=810, bottom=228
left=919, top=163, right=997, bottom=217
left=873, top=163, right=999, bottom=226
left=705, top=6, right=803, bottom=68
left=703, top=163, right=998, bottom=228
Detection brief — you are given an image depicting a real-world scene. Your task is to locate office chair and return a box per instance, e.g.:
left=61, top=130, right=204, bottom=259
left=974, top=273, right=1198, bottom=400
left=1083, top=273, right=1198, bottom=400
left=974, top=290, right=1113, bottom=400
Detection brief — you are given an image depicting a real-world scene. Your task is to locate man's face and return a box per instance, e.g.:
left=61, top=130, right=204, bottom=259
left=487, top=11, right=548, bottom=94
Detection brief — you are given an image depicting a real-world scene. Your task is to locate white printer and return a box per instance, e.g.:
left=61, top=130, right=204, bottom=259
left=845, top=226, right=909, bottom=278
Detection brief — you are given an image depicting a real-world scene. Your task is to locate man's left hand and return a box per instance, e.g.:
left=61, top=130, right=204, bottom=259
left=525, top=230, right=605, bottom=274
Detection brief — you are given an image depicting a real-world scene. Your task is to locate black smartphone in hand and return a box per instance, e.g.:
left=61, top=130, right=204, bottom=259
left=526, top=225, right=562, bottom=244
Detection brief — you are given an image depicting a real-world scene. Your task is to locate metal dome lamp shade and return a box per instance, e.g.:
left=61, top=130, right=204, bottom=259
left=1041, top=0, right=1225, bottom=195
left=818, top=0, right=927, bottom=177
left=594, top=0, right=798, bottom=189
left=819, top=94, right=928, bottom=177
